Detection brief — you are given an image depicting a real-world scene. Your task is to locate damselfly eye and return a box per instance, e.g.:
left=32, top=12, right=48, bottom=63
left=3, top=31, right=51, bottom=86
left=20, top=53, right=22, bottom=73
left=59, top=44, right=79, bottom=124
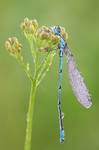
left=54, top=26, right=61, bottom=34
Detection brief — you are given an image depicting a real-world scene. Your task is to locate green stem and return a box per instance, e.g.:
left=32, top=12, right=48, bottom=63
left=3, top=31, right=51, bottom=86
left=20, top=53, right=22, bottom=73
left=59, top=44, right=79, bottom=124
left=24, top=81, right=36, bottom=150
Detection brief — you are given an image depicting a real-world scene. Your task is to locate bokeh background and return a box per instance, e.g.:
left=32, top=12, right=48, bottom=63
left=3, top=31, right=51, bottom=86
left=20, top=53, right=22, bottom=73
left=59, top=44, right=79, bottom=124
left=0, top=0, right=99, bottom=150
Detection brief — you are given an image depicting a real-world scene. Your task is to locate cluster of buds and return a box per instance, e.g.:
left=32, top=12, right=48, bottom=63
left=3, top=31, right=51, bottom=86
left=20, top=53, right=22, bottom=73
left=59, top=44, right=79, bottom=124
left=5, top=37, right=22, bottom=57
left=5, top=18, right=68, bottom=55
left=37, top=26, right=60, bottom=52
left=20, top=17, right=38, bottom=38
left=37, top=26, right=59, bottom=44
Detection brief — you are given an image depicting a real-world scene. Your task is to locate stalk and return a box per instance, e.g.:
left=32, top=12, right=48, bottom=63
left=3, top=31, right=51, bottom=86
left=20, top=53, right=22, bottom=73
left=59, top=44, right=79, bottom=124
left=24, top=81, right=36, bottom=150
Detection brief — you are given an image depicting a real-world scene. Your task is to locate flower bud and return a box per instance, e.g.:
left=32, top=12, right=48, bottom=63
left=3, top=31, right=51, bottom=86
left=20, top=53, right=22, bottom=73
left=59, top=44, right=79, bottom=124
left=38, top=31, right=50, bottom=40
left=50, top=34, right=59, bottom=44
left=37, top=26, right=52, bottom=39
left=32, top=19, right=38, bottom=29
left=5, top=37, right=22, bottom=57
left=60, top=27, right=68, bottom=40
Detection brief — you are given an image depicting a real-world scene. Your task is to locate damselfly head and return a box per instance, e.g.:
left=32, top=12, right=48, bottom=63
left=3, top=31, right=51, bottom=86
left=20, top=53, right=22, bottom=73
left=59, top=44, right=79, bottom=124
left=51, top=26, right=68, bottom=41
left=51, top=26, right=61, bottom=36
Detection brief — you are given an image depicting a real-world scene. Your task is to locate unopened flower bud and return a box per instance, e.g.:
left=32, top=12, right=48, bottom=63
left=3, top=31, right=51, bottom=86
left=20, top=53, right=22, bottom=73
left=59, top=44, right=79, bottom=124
left=32, top=19, right=38, bottom=29
left=38, top=31, right=50, bottom=40
left=38, top=26, right=51, bottom=33
left=60, top=27, right=68, bottom=40
left=37, top=26, right=52, bottom=39
left=50, top=34, right=59, bottom=44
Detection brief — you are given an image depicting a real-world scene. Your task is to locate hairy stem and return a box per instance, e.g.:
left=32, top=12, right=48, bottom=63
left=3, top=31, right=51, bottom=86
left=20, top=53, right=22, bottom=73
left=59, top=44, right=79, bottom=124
left=24, top=81, right=36, bottom=150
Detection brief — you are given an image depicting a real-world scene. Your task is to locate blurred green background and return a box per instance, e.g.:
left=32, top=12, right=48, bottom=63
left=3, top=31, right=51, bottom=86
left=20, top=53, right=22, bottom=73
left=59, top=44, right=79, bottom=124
left=0, top=0, right=99, bottom=150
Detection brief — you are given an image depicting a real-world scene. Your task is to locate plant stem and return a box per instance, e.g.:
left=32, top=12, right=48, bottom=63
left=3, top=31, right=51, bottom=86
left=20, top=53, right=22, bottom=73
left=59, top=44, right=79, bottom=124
left=24, top=81, right=36, bottom=150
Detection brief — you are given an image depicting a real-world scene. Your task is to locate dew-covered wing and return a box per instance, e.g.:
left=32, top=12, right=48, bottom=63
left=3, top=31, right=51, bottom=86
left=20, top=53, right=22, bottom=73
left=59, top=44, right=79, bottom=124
left=64, top=47, right=92, bottom=108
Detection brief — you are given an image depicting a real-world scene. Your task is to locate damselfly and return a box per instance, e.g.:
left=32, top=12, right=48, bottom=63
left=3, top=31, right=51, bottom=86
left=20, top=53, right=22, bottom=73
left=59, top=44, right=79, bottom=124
left=51, top=26, right=92, bottom=143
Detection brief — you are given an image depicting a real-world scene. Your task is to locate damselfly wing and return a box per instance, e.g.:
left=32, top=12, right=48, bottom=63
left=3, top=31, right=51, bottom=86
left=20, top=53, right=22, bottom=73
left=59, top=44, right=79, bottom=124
left=64, top=47, right=92, bottom=108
